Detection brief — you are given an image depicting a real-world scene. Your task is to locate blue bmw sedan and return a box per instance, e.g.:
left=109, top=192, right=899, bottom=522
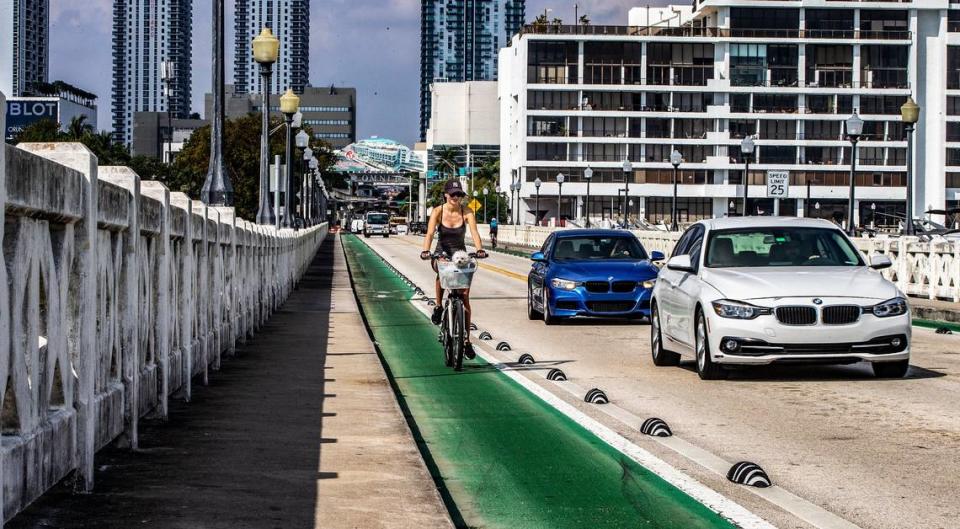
left=527, top=230, right=664, bottom=324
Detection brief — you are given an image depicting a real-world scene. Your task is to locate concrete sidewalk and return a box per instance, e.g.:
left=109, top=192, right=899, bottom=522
left=10, top=235, right=451, bottom=529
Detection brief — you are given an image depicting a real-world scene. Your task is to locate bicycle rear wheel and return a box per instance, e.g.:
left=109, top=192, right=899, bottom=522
left=451, top=298, right=465, bottom=371
left=441, top=302, right=454, bottom=367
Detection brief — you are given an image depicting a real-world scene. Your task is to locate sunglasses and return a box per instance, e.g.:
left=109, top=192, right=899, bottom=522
left=449, top=192, right=465, bottom=198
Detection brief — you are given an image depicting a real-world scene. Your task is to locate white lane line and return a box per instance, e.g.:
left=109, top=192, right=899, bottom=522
left=359, top=237, right=862, bottom=529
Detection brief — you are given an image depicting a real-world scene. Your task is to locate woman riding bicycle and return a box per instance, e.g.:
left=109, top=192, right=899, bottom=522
left=420, top=179, right=487, bottom=359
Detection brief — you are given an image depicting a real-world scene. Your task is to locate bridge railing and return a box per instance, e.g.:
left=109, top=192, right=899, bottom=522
left=1, top=132, right=326, bottom=522
left=483, top=225, right=960, bottom=302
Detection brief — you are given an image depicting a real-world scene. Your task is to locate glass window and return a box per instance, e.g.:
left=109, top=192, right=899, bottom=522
left=705, top=227, right=864, bottom=268
left=551, top=236, right=649, bottom=261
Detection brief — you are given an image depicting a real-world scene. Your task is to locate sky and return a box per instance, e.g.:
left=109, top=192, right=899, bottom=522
left=49, top=0, right=659, bottom=147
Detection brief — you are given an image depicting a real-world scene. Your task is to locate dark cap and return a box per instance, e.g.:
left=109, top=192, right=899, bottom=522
left=443, top=179, right=465, bottom=196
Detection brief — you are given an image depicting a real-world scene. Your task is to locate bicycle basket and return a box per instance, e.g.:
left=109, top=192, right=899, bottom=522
left=437, top=260, right=477, bottom=290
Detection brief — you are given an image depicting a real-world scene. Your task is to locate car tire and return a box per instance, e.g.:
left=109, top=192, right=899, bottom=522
left=872, top=359, right=909, bottom=378
left=650, top=302, right=680, bottom=367
left=527, top=284, right=542, bottom=320
left=695, top=308, right=726, bottom=380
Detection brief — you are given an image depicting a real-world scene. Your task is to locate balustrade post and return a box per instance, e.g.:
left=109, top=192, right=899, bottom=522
left=170, top=193, right=194, bottom=401
left=141, top=182, right=171, bottom=418
left=0, top=91, right=7, bottom=523
left=99, top=167, right=142, bottom=449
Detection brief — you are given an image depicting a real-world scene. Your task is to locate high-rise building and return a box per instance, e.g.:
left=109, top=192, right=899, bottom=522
left=500, top=2, right=958, bottom=229
left=234, top=0, right=310, bottom=96
left=0, top=0, right=50, bottom=97
left=419, top=0, right=525, bottom=141
left=111, top=0, right=193, bottom=146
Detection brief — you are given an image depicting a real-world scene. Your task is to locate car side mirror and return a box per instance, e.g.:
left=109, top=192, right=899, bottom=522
left=531, top=252, right=547, bottom=262
left=650, top=251, right=665, bottom=262
left=870, top=254, right=892, bottom=270
left=666, top=255, right=694, bottom=273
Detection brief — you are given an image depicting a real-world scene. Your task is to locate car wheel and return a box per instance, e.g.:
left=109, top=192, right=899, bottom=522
left=650, top=302, right=680, bottom=367
left=872, top=359, right=909, bottom=378
left=527, top=284, right=542, bottom=320
left=695, top=308, right=726, bottom=380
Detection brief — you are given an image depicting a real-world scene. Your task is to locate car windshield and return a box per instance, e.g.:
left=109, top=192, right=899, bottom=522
left=705, top=227, right=864, bottom=268
left=552, top=236, right=648, bottom=261
left=367, top=214, right=389, bottom=224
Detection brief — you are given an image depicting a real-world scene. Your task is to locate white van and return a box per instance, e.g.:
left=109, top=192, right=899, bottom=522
left=364, top=212, right=390, bottom=238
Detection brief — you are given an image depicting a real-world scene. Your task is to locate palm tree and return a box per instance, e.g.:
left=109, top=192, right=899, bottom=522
left=433, top=146, right=460, bottom=178
left=579, top=14, right=591, bottom=25
left=66, top=115, right=94, bottom=140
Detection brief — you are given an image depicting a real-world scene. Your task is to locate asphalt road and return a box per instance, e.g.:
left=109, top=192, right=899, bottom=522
left=362, top=234, right=960, bottom=529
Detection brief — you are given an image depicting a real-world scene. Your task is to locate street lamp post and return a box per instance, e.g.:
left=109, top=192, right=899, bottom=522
left=740, top=136, right=755, bottom=216
left=201, top=0, right=233, bottom=206
left=670, top=149, right=683, bottom=231
left=309, top=156, right=319, bottom=225
left=534, top=177, right=542, bottom=226
left=901, top=96, right=920, bottom=236
left=622, top=159, right=632, bottom=225
left=483, top=187, right=489, bottom=223
left=806, top=177, right=814, bottom=218
left=297, top=133, right=310, bottom=223
left=583, top=167, right=593, bottom=227
left=845, top=110, right=864, bottom=236
left=556, top=172, right=565, bottom=226
left=253, top=28, right=280, bottom=225
left=160, top=59, right=175, bottom=165
left=512, top=182, right=521, bottom=224
left=280, top=89, right=300, bottom=229
left=495, top=184, right=502, bottom=222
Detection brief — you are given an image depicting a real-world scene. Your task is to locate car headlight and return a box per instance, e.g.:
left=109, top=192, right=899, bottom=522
left=642, top=280, right=656, bottom=289
left=869, top=297, right=908, bottom=318
left=711, top=299, right=773, bottom=320
left=550, top=278, right=580, bottom=291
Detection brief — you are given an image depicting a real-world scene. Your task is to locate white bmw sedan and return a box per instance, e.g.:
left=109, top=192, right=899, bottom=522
left=650, top=217, right=911, bottom=380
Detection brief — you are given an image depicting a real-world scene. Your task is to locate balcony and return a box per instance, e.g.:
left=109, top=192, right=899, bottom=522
left=647, top=65, right=713, bottom=87
left=519, top=25, right=910, bottom=40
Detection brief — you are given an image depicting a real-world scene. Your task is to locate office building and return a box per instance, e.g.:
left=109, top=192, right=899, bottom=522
left=234, top=0, right=310, bottom=95
left=426, top=81, right=500, bottom=172
left=112, top=0, right=193, bottom=146
left=130, top=111, right=206, bottom=162
left=0, top=0, right=49, bottom=97
left=420, top=0, right=526, bottom=141
left=207, top=84, right=356, bottom=149
left=500, top=1, right=958, bottom=228
left=4, top=81, right=97, bottom=141
left=342, top=137, right=425, bottom=173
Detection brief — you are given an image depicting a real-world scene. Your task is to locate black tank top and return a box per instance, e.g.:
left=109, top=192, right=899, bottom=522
left=437, top=205, right=467, bottom=255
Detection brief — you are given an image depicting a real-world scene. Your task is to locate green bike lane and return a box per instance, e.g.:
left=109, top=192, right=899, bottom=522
left=341, top=234, right=742, bottom=529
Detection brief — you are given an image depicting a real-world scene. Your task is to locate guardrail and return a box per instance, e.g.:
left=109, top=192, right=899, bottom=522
left=484, top=225, right=960, bottom=302
left=1, top=127, right=327, bottom=522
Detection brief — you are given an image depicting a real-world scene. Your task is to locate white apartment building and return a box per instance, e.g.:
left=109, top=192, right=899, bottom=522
left=500, top=0, right=960, bottom=228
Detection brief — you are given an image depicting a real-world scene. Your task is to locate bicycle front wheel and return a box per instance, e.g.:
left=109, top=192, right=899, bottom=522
left=451, top=298, right=465, bottom=371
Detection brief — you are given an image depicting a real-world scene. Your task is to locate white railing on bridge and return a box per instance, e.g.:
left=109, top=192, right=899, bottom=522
left=481, top=225, right=960, bottom=303
left=1, top=109, right=327, bottom=523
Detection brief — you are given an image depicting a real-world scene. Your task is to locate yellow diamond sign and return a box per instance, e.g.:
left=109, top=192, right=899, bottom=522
left=468, top=198, right=482, bottom=212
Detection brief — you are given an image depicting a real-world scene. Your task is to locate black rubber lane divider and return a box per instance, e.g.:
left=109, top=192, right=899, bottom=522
left=640, top=418, right=673, bottom=438
left=518, top=353, right=536, bottom=365
left=546, top=368, right=567, bottom=381
left=478, top=331, right=492, bottom=340
left=496, top=342, right=512, bottom=351
left=727, top=462, right=772, bottom=488
left=585, top=388, right=609, bottom=404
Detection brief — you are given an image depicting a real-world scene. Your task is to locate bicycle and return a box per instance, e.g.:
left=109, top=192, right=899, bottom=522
left=426, top=251, right=486, bottom=371
left=490, top=230, right=498, bottom=249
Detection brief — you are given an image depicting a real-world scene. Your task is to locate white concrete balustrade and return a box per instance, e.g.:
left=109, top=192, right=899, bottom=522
left=0, top=123, right=326, bottom=521
left=482, top=225, right=960, bottom=302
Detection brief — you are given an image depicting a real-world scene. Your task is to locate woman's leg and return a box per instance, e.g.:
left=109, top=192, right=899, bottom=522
left=435, top=277, right=443, bottom=306
left=463, top=288, right=472, bottom=341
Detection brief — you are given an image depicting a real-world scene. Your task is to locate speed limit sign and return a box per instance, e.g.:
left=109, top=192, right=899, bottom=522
left=766, top=171, right=789, bottom=198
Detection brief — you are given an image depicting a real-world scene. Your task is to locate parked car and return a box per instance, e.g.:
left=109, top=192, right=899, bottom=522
left=526, top=229, right=664, bottom=324
left=364, top=212, right=390, bottom=238
left=650, top=217, right=911, bottom=380
left=409, top=221, right=427, bottom=235
left=350, top=218, right=364, bottom=234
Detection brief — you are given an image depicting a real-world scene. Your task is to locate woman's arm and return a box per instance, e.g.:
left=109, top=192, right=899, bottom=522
left=423, top=207, right=441, bottom=252
left=465, top=209, right=484, bottom=252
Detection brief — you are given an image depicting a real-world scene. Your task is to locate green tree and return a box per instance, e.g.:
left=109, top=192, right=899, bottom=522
left=433, top=146, right=460, bottom=178
left=12, top=119, right=62, bottom=142
left=172, top=113, right=333, bottom=220
left=66, top=115, right=94, bottom=140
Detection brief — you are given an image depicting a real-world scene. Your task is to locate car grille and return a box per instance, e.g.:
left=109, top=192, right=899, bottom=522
left=611, top=281, right=637, bottom=293
left=584, top=281, right=609, bottom=293
left=556, top=301, right=579, bottom=310
left=776, top=306, right=817, bottom=325
left=587, top=301, right=635, bottom=313
left=822, top=305, right=861, bottom=325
